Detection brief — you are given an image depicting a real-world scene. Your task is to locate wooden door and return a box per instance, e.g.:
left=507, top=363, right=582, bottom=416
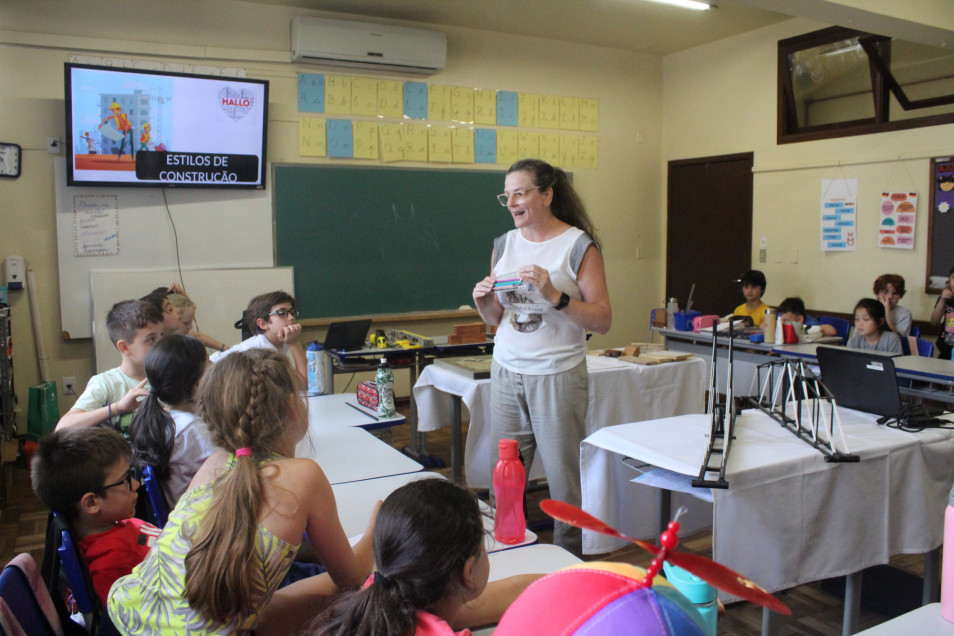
left=666, top=153, right=754, bottom=316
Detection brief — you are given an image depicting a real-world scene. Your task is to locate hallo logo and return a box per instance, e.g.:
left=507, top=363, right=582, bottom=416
left=218, top=87, right=254, bottom=120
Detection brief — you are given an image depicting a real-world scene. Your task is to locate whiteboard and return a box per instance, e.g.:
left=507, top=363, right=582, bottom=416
left=91, top=267, right=294, bottom=373
left=54, top=158, right=274, bottom=339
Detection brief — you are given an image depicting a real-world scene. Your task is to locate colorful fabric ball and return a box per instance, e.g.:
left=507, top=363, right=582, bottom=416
left=494, top=561, right=708, bottom=635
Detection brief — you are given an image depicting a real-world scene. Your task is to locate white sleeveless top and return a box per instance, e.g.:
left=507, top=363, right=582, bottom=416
left=492, top=227, right=594, bottom=375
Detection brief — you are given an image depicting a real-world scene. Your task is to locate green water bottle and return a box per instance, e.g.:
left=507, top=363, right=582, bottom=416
left=375, top=358, right=396, bottom=418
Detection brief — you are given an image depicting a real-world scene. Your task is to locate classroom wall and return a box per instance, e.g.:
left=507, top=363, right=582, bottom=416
left=0, top=0, right=661, bottom=426
left=663, top=17, right=954, bottom=322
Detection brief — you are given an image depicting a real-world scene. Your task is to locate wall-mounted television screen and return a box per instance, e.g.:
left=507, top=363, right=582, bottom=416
left=65, top=63, right=268, bottom=188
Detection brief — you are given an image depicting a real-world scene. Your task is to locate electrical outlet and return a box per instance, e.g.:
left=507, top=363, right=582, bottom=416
left=63, top=376, right=76, bottom=395
left=759, top=248, right=766, bottom=263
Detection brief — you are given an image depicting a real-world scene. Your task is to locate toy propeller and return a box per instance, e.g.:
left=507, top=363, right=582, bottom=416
left=540, top=499, right=791, bottom=616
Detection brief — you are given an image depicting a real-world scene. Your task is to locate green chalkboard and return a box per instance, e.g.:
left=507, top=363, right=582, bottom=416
left=274, top=165, right=513, bottom=319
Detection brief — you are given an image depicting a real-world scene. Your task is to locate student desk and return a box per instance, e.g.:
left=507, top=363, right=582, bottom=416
left=296, top=427, right=422, bottom=484
left=306, top=393, right=406, bottom=431
left=413, top=354, right=706, bottom=487
left=893, top=356, right=954, bottom=405
left=856, top=603, right=954, bottom=634
left=580, top=409, right=954, bottom=635
left=472, top=544, right=584, bottom=636
left=659, top=327, right=778, bottom=396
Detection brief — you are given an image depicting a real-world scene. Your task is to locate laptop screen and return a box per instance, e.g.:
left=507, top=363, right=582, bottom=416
left=816, top=346, right=902, bottom=417
left=322, top=319, right=372, bottom=351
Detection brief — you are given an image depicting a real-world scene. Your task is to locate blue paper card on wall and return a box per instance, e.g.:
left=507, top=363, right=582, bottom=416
left=298, top=73, right=325, bottom=113
left=327, top=119, right=354, bottom=158
left=404, top=82, right=428, bottom=120
left=475, top=129, right=497, bottom=164
left=497, top=91, right=518, bottom=126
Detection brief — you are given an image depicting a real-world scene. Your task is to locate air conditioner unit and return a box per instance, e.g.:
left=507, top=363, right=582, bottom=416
left=291, top=16, right=446, bottom=75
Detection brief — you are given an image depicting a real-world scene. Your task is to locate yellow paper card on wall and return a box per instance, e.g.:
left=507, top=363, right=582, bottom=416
left=539, top=95, right=560, bottom=130
left=351, top=78, right=378, bottom=117
left=559, top=135, right=579, bottom=168
left=428, top=126, right=452, bottom=162
left=518, top=93, right=540, bottom=128
left=325, top=75, right=352, bottom=115
left=560, top=97, right=580, bottom=131
left=578, top=136, right=598, bottom=169
left=539, top=133, right=560, bottom=165
left=377, top=80, right=404, bottom=119
left=428, top=84, right=452, bottom=122
left=352, top=121, right=379, bottom=160
left=518, top=132, right=539, bottom=160
left=474, top=89, right=497, bottom=126
left=404, top=123, right=428, bottom=162
left=379, top=123, right=405, bottom=162
left=580, top=98, right=599, bottom=132
left=298, top=117, right=327, bottom=157
left=497, top=130, right=519, bottom=165
left=451, top=127, right=475, bottom=164
left=451, top=87, right=475, bottom=124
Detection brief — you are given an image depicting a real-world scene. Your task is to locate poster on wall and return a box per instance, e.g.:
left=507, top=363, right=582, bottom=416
left=878, top=191, right=917, bottom=249
left=820, top=179, right=857, bottom=251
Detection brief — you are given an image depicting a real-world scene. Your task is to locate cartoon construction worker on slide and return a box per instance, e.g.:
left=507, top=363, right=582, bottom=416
left=98, top=101, right=134, bottom=159
left=138, top=123, right=152, bottom=154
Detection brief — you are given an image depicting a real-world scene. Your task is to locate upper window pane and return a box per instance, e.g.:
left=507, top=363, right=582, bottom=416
left=788, top=37, right=874, bottom=128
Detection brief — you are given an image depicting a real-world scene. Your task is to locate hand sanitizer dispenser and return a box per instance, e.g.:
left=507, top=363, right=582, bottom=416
left=3, top=256, right=24, bottom=290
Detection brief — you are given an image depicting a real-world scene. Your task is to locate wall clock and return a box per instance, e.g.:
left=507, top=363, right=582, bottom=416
left=0, top=143, right=21, bottom=178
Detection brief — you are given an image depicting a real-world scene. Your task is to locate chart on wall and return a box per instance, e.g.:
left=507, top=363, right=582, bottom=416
left=820, top=178, right=857, bottom=251
left=878, top=191, right=917, bottom=249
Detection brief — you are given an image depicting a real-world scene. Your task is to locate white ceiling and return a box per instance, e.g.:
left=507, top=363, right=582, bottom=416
left=239, top=0, right=954, bottom=56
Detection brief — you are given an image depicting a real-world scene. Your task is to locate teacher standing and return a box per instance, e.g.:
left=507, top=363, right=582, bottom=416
left=472, top=159, right=611, bottom=555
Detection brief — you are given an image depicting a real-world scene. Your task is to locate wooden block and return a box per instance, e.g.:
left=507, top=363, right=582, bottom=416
left=622, top=344, right=640, bottom=357
left=620, top=355, right=662, bottom=365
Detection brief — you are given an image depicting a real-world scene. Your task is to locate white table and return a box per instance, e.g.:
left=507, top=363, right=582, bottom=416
left=472, top=544, right=583, bottom=636
left=581, top=409, right=954, bottom=633
left=307, top=392, right=406, bottom=431
left=413, top=354, right=706, bottom=487
left=330, top=472, right=537, bottom=552
left=856, top=603, right=954, bottom=634
left=894, top=356, right=954, bottom=405
left=296, top=427, right=422, bottom=484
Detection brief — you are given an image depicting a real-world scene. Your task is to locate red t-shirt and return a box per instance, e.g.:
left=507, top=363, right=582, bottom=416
left=77, top=518, right=160, bottom=603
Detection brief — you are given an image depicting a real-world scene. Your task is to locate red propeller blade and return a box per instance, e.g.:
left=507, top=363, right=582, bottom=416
left=539, top=499, right=791, bottom=616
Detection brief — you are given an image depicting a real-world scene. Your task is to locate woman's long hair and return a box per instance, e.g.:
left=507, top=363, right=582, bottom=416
left=508, top=158, right=599, bottom=245
left=184, top=349, right=300, bottom=625
left=313, top=479, right=485, bottom=636
left=129, top=334, right=207, bottom=481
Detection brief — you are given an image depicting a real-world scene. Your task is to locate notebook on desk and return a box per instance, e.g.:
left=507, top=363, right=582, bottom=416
left=323, top=319, right=372, bottom=352
left=816, top=346, right=902, bottom=417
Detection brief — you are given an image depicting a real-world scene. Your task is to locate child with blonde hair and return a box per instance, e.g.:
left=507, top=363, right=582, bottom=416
left=109, top=348, right=375, bottom=634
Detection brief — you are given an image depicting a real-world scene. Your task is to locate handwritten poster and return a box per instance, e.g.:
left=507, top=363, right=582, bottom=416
left=820, top=179, right=857, bottom=251
left=878, top=191, right=917, bottom=249
left=73, top=194, right=119, bottom=256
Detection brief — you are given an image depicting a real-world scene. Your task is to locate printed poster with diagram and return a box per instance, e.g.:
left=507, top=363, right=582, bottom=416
left=73, top=193, right=119, bottom=256
left=821, top=179, right=857, bottom=251
left=878, top=191, right=917, bottom=249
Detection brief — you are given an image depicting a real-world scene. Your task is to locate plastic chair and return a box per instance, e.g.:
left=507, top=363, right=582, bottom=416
left=818, top=316, right=850, bottom=343
left=142, top=465, right=169, bottom=529
left=0, top=553, right=63, bottom=636
left=910, top=325, right=921, bottom=338
left=916, top=338, right=935, bottom=358
left=41, top=513, right=99, bottom=634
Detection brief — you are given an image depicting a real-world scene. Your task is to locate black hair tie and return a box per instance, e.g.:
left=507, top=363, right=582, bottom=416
left=373, top=571, right=395, bottom=588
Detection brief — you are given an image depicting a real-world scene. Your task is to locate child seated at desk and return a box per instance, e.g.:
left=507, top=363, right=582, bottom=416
left=846, top=298, right=902, bottom=354
left=732, top=269, right=770, bottom=326
left=873, top=273, right=913, bottom=337
left=777, top=297, right=837, bottom=337
left=210, top=290, right=307, bottom=384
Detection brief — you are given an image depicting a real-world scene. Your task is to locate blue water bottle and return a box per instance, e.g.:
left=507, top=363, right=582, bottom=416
left=663, top=562, right=717, bottom=635
left=306, top=341, right=325, bottom=396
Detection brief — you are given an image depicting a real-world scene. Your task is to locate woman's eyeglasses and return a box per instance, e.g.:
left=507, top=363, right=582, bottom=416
left=496, top=187, right=543, bottom=206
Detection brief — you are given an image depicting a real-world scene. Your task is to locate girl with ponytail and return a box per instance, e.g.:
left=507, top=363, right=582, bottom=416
left=108, top=348, right=376, bottom=635
left=313, top=479, right=539, bottom=636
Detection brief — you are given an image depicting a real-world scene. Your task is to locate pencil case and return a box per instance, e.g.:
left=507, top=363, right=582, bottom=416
left=357, top=381, right=379, bottom=410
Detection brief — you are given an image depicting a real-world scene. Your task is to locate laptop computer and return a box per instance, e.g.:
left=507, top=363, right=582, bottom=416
left=816, top=346, right=902, bottom=417
left=322, top=319, right=372, bottom=352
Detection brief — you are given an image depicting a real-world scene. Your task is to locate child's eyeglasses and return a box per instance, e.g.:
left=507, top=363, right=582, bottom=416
left=267, top=308, right=299, bottom=319
left=101, top=470, right=134, bottom=492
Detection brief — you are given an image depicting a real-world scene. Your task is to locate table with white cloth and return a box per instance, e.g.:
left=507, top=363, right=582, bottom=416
left=413, top=354, right=707, bottom=487
left=581, top=408, right=954, bottom=633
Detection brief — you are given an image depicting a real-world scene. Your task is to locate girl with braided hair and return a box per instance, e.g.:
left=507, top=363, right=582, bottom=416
left=108, top=348, right=377, bottom=635
left=313, top=478, right=540, bottom=636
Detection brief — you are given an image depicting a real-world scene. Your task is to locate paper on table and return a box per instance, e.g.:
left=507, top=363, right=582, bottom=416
left=631, top=467, right=713, bottom=503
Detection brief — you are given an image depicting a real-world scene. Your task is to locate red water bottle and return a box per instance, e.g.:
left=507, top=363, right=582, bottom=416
left=493, top=439, right=526, bottom=544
